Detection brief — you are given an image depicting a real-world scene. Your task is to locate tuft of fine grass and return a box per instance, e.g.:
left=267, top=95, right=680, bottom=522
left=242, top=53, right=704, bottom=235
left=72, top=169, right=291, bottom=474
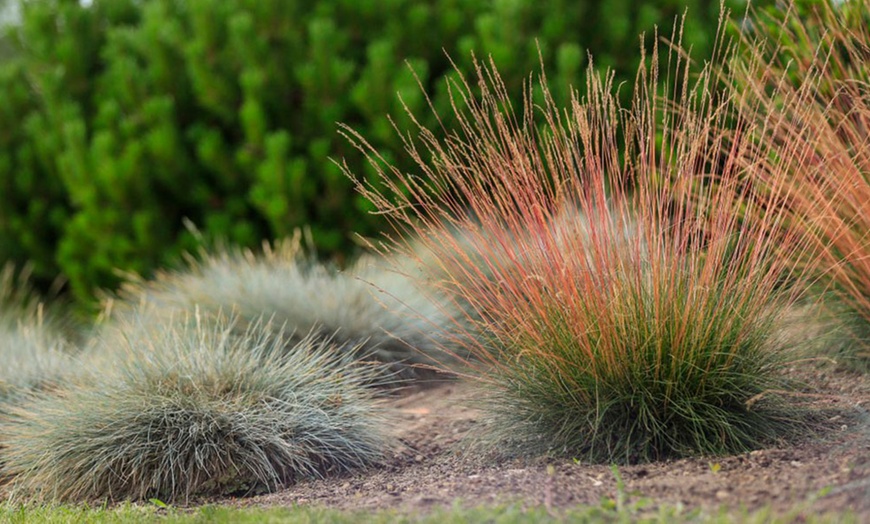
left=0, top=311, right=393, bottom=503
left=342, top=20, right=818, bottom=462
left=98, top=238, right=460, bottom=378
left=0, top=265, right=74, bottom=406
left=728, top=0, right=870, bottom=371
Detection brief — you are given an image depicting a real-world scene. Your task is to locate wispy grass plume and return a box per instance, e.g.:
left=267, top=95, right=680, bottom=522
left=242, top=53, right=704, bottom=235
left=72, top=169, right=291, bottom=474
left=0, top=312, right=392, bottom=502
left=99, top=237, right=459, bottom=378
left=729, top=0, right=870, bottom=370
left=343, top=20, right=817, bottom=462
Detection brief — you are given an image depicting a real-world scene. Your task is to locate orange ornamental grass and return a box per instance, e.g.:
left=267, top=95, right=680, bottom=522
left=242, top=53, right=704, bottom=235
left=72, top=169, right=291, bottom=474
left=342, top=15, right=822, bottom=463
left=730, top=0, right=870, bottom=369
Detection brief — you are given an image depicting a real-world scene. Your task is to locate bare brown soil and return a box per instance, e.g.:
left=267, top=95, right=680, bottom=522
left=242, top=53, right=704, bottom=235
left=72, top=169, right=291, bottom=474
left=245, top=366, right=870, bottom=518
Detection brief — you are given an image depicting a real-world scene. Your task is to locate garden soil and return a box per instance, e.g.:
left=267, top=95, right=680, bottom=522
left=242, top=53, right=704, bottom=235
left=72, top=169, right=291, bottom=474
left=242, top=365, right=870, bottom=519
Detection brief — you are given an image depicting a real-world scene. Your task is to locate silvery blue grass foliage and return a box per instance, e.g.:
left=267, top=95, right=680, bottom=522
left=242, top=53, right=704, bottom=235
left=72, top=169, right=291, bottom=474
left=0, top=265, right=73, bottom=406
left=0, top=311, right=393, bottom=502
left=98, top=239, right=462, bottom=378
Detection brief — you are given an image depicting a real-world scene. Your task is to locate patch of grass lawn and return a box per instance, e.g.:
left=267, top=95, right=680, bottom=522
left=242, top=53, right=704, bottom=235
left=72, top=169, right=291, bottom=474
left=0, top=495, right=857, bottom=524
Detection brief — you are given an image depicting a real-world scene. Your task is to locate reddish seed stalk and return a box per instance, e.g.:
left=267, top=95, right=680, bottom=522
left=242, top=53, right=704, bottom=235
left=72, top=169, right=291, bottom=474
left=729, top=0, right=870, bottom=329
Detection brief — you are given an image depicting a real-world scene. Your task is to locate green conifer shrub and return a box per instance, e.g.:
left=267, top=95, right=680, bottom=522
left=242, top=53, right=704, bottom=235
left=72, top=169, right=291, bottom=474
left=0, top=0, right=746, bottom=313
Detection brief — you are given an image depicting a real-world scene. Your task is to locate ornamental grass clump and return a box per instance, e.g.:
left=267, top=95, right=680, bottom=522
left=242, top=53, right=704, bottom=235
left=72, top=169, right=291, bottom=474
left=99, top=238, right=459, bottom=377
left=729, top=0, right=870, bottom=370
left=344, top=27, right=818, bottom=462
left=0, top=265, right=74, bottom=406
left=0, top=312, right=392, bottom=503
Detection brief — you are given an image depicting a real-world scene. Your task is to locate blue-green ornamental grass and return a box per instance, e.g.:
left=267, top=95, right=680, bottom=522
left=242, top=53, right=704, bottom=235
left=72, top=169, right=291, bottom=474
left=0, top=319, right=73, bottom=406
left=100, top=239, right=460, bottom=378
left=0, top=312, right=393, bottom=503
left=0, top=265, right=74, bottom=406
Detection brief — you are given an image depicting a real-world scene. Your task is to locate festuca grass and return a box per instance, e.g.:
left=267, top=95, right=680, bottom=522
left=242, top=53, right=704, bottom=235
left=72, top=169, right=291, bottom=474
left=0, top=264, right=75, bottom=406
left=0, top=312, right=393, bottom=503
left=99, top=238, right=460, bottom=378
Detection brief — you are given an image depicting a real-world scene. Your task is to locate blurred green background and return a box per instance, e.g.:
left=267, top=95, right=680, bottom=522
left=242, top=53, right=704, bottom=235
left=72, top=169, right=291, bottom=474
left=0, top=0, right=750, bottom=314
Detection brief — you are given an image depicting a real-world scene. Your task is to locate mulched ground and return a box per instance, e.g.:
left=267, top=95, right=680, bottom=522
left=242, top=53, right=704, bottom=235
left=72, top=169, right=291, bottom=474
left=243, top=364, right=870, bottom=519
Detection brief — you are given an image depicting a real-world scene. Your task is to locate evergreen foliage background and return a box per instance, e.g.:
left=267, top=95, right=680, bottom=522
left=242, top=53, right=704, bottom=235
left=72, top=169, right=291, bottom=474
left=0, top=0, right=742, bottom=313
